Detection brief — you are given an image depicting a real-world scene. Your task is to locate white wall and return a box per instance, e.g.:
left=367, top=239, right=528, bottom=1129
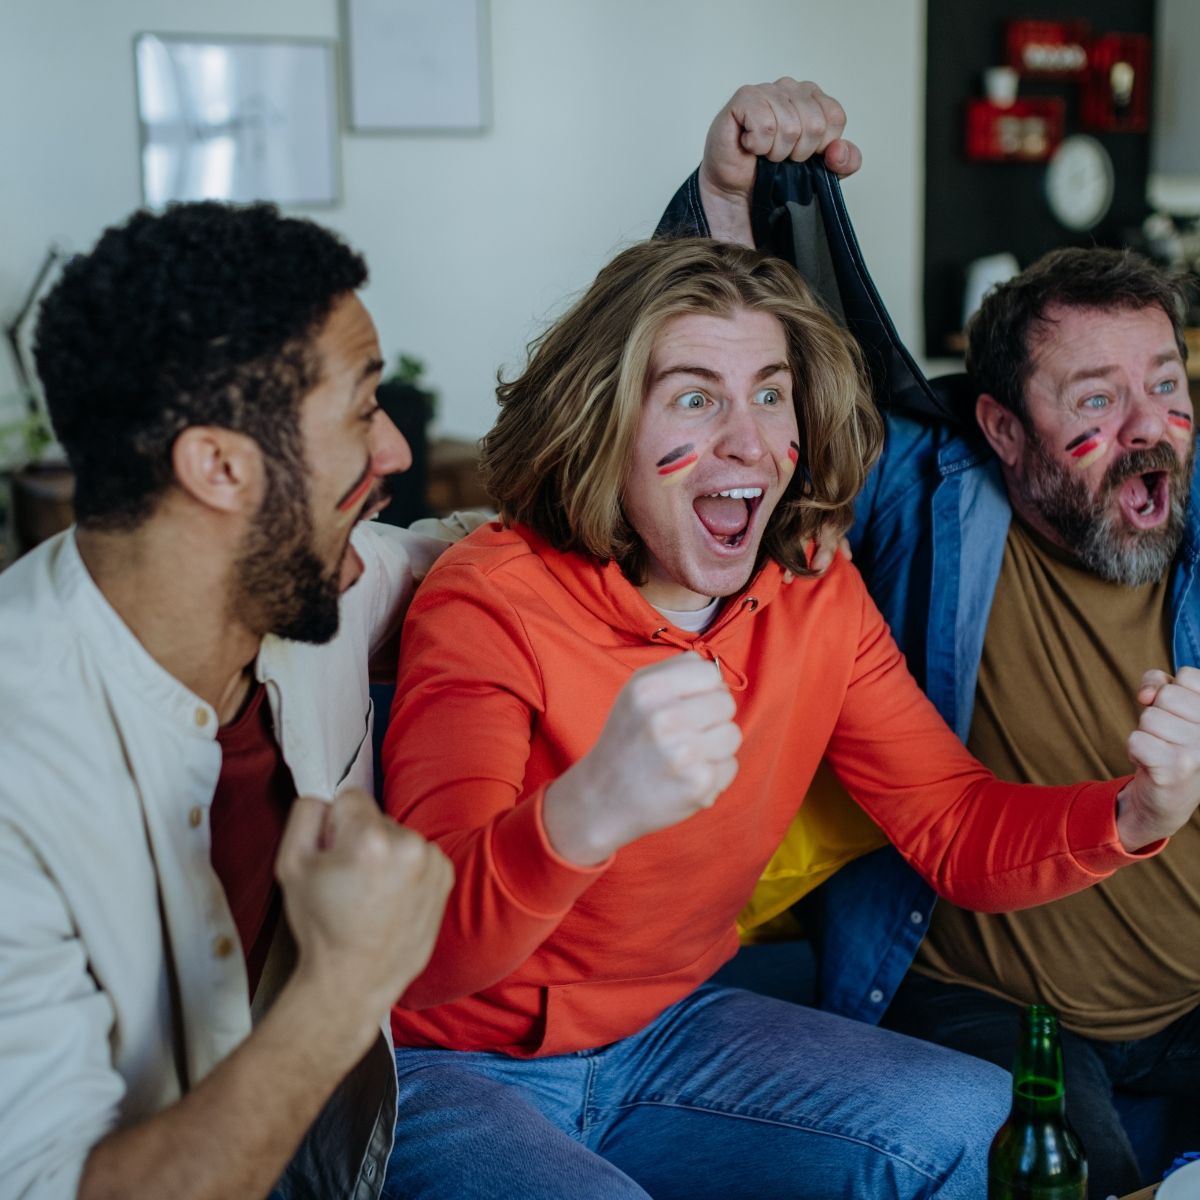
left=0, top=0, right=926, bottom=441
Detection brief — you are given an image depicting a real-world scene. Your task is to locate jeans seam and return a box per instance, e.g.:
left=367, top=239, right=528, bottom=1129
left=601, top=1097, right=943, bottom=1182
left=580, top=1054, right=601, bottom=1134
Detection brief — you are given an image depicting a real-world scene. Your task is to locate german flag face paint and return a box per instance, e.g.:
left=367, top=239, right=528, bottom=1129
left=1064, top=429, right=1105, bottom=470
left=785, top=441, right=800, bottom=472
left=335, top=462, right=375, bottom=513
left=1168, top=409, right=1193, bottom=433
left=656, top=443, right=698, bottom=484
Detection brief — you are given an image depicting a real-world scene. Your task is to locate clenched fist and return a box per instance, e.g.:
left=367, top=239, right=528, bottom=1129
left=1117, top=667, right=1200, bottom=850
left=277, top=789, right=453, bottom=1052
left=543, top=652, right=741, bottom=866
left=700, top=78, right=860, bottom=245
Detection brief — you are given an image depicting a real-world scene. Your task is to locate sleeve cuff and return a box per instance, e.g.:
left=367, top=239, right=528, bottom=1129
left=1066, top=777, right=1167, bottom=873
left=488, top=787, right=612, bottom=919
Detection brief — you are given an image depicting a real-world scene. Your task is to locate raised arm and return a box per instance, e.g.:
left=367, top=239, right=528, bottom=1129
left=3, top=791, right=449, bottom=1200
left=658, top=79, right=861, bottom=247
left=819, top=570, right=1191, bottom=912
left=383, top=562, right=740, bottom=1008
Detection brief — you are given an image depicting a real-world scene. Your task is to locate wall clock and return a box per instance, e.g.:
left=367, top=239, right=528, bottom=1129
left=1045, top=134, right=1115, bottom=231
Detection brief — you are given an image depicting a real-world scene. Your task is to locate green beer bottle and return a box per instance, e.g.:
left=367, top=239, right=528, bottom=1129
left=987, top=1005, right=1087, bottom=1199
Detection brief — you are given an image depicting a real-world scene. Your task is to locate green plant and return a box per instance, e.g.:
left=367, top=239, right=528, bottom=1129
left=384, top=353, right=439, bottom=421
left=0, top=392, right=56, bottom=470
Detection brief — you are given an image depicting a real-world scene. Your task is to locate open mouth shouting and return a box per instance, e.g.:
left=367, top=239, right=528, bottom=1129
left=693, top=486, right=765, bottom=549
left=335, top=475, right=392, bottom=591
left=1117, top=470, right=1170, bottom=530
left=1099, top=443, right=1188, bottom=535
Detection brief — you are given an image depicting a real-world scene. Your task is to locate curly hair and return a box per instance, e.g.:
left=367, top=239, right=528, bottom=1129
left=482, top=237, right=881, bottom=581
left=965, top=246, right=1189, bottom=426
left=34, top=201, right=367, bottom=529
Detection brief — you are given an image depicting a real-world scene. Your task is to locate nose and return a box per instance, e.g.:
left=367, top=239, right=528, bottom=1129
left=371, top=409, right=413, bottom=475
left=713, top=404, right=768, bottom=464
left=1119, top=393, right=1169, bottom=449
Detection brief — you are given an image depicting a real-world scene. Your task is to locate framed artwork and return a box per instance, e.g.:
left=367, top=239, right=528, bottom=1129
left=134, top=33, right=340, bottom=207
left=342, top=0, right=490, bottom=133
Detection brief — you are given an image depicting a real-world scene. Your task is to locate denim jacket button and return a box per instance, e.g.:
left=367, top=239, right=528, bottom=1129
left=909, top=910, right=924, bottom=924
left=869, top=988, right=884, bottom=1003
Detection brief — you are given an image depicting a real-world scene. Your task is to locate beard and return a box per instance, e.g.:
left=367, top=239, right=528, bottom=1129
left=231, top=452, right=343, bottom=645
left=1015, top=433, right=1193, bottom=587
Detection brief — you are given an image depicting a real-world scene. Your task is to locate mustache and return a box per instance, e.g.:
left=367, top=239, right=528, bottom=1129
left=1099, top=442, right=1184, bottom=492
left=360, top=476, right=392, bottom=516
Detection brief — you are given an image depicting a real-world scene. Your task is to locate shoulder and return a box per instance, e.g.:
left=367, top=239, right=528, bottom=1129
left=0, top=538, right=92, bottom=717
left=857, top=414, right=989, bottom=532
left=430, top=520, right=537, bottom=573
left=420, top=521, right=557, bottom=600
left=767, top=551, right=871, bottom=628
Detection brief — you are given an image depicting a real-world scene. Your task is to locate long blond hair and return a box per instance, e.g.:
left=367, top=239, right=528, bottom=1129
left=483, top=237, right=881, bottom=580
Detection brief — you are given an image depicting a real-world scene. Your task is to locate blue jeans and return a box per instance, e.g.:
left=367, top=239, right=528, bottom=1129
left=383, top=983, right=1009, bottom=1199
left=883, top=971, right=1200, bottom=1200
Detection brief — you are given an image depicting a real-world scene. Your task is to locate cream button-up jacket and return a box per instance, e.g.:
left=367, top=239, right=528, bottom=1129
left=0, top=519, right=450, bottom=1200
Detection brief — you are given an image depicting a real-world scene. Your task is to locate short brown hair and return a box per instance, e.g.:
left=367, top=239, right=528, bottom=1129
left=482, top=237, right=881, bottom=581
left=966, top=246, right=1189, bottom=426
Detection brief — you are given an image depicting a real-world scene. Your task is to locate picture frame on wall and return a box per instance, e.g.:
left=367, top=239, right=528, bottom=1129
left=342, top=0, right=490, bottom=134
left=134, top=33, right=340, bottom=207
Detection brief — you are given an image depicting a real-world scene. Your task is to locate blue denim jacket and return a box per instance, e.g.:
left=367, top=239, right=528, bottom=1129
left=813, top=411, right=1200, bottom=1023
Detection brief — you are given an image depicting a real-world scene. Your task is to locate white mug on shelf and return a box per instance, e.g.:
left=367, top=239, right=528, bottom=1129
left=962, top=253, right=1020, bottom=331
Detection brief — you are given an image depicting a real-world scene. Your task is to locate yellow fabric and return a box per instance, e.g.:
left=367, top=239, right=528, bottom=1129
left=738, top=760, right=888, bottom=941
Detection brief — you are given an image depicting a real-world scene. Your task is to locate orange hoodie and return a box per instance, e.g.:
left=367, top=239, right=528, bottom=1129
left=383, top=522, right=1147, bottom=1058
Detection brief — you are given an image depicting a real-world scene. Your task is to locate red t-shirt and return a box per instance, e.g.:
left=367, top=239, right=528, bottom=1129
left=212, top=681, right=295, bottom=996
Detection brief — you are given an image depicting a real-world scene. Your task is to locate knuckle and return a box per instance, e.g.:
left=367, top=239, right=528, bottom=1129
left=274, top=854, right=297, bottom=888
left=666, top=741, right=694, bottom=775
left=390, top=827, right=429, bottom=867
left=647, top=707, right=675, bottom=741
left=627, top=674, right=658, bottom=712
left=354, top=821, right=392, bottom=865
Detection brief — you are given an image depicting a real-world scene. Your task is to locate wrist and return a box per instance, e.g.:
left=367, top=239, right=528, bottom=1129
left=277, top=961, right=385, bottom=1068
left=697, top=169, right=753, bottom=247
left=1115, top=781, right=1167, bottom=852
left=542, top=778, right=615, bottom=867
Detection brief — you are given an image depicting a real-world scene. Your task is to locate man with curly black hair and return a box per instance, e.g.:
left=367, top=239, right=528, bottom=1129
left=0, top=201, right=453, bottom=1200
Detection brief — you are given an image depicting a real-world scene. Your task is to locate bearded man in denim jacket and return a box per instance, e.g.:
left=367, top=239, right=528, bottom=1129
left=674, top=79, right=1200, bottom=1200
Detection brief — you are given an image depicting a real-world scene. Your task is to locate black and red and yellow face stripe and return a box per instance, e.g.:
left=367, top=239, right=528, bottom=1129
left=1064, top=428, right=1105, bottom=469
left=1168, top=409, right=1193, bottom=433
left=655, top=444, right=698, bottom=482
left=336, top=462, right=375, bottom=513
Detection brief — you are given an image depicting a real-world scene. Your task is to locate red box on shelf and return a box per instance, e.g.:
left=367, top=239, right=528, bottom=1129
left=1006, top=19, right=1090, bottom=78
left=1082, top=32, right=1150, bottom=132
left=965, top=97, right=1064, bottom=162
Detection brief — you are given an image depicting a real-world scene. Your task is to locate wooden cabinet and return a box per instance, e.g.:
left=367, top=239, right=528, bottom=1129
left=426, top=437, right=492, bottom=515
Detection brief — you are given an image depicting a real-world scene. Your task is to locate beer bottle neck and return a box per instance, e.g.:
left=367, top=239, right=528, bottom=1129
left=1011, top=1006, right=1067, bottom=1118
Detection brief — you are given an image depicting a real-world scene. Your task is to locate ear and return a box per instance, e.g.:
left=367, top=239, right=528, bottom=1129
left=171, top=427, right=263, bottom=514
left=974, top=393, right=1026, bottom=469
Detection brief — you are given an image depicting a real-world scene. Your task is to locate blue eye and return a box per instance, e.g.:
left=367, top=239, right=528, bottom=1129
left=756, top=387, right=782, bottom=406
left=675, top=391, right=707, bottom=410
left=1082, top=394, right=1108, bottom=410
left=1153, top=378, right=1178, bottom=395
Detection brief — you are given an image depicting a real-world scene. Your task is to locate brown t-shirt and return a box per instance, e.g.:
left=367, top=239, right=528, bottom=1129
left=913, top=516, right=1200, bottom=1039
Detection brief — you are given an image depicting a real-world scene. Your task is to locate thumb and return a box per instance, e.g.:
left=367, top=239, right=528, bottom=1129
left=1137, top=668, right=1172, bottom=707
left=277, top=795, right=332, bottom=879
